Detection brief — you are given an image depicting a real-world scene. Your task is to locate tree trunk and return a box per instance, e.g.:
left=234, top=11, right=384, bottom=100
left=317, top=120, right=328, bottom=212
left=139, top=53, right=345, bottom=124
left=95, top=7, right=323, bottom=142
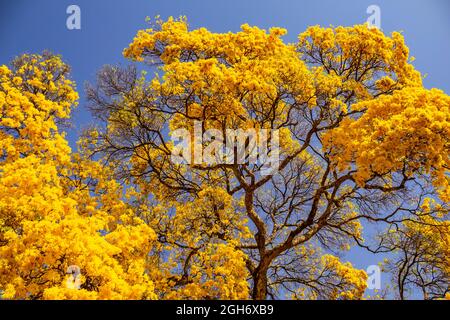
left=252, top=261, right=269, bottom=300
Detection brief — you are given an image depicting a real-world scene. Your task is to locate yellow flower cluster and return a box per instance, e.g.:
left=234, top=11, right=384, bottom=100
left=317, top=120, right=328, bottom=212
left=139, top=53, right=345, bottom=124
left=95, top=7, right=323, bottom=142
left=323, top=87, right=450, bottom=201
left=124, top=16, right=315, bottom=157
left=299, top=25, right=421, bottom=87
left=0, top=54, right=157, bottom=300
left=320, top=254, right=368, bottom=300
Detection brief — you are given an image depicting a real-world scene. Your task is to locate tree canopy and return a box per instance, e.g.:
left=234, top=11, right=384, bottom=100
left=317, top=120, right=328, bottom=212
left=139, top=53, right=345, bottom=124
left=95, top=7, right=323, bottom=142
left=1, top=18, right=449, bottom=300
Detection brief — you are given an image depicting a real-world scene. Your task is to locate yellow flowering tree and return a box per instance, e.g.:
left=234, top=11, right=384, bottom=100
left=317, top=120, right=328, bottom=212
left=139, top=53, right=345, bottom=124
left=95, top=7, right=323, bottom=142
left=382, top=200, right=449, bottom=299
left=1, top=17, right=449, bottom=300
left=0, top=53, right=157, bottom=299
left=82, top=18, right=449, bottom=300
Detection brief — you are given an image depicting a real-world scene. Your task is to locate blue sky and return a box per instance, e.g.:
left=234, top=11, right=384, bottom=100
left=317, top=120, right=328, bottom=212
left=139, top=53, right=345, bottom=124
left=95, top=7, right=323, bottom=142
left=1, top=0, right=449, bottom=297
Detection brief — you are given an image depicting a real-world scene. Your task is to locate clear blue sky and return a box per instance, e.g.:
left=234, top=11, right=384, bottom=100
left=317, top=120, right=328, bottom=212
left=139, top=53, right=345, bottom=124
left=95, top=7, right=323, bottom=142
left=1, top=0, right=449, bottom=297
